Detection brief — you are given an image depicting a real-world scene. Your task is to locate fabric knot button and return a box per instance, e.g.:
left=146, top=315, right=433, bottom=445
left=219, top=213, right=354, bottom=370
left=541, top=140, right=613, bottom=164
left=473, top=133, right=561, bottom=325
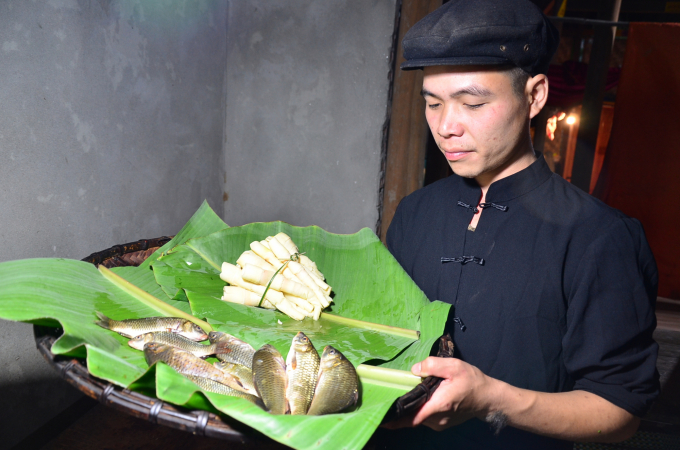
left=457, top=200, right=479, bottom=214
left=441, top=256, right=485, bottom=265
left=479, top=202, right=508, bottom=212
left=524, top=44, right=530, bottom=52
left=500, top=45, right=507, bottom=51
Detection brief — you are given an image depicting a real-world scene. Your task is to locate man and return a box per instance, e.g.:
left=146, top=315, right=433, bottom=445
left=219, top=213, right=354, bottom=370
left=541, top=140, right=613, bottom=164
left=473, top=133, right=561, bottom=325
left=382, top=0, right=659, bottom=448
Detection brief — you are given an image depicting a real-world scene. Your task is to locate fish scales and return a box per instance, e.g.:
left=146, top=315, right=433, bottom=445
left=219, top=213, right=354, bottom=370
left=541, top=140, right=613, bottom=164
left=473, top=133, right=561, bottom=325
left=307, top=346, right=358, bottom=416
left=252, top=344, right=288, bottom=414
left=95, top=312, right=207, bottom=341
left=214, top=361, right=256, bottom=394
left=143, top=343, right=255, bottom=395
left=128, top=332, right=218, bottom=358
left=186, top=375, right=264, bottom=408
left=285, top=332, right=320, bottom=415
left=208, top=331, right=256, bottom=369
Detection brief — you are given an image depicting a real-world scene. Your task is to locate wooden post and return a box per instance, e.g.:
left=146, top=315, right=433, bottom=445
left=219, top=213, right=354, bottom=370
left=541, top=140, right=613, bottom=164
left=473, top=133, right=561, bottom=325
left=378, top=0, right=443, bottom=242
left=570, top=0, right=621, bottom=192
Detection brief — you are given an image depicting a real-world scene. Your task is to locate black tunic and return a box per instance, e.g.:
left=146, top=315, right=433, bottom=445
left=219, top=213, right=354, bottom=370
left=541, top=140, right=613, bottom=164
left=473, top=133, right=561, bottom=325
left=384, top=156, right=660, bottom=449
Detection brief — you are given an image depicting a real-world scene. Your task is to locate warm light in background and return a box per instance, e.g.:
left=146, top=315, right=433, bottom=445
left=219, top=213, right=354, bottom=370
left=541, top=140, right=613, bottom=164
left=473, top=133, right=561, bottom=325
left=566, top=115, right=577, bottom=125
left=546, top=115, right=558, bottom=140
left=557, top=112, right=566, bottom=121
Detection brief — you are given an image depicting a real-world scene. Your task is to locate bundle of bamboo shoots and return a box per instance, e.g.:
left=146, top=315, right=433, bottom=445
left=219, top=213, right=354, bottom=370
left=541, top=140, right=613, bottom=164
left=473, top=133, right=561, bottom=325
left=219, top=232, right=333, bottom=321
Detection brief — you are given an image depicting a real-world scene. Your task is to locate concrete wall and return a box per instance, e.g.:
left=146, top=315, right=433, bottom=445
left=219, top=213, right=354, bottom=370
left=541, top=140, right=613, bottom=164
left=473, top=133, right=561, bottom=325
left=223, top=0, right=396, bottom=234
left=0, top=1, right=226, bottom=446
left=0, top=0, right=397, bottom=446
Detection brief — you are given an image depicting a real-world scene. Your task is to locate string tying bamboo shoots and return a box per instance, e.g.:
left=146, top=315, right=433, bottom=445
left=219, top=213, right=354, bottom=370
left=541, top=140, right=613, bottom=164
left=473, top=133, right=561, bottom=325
left=241, top=264, right=315, bottom=302
left=220, top=263, right=306, bottom=320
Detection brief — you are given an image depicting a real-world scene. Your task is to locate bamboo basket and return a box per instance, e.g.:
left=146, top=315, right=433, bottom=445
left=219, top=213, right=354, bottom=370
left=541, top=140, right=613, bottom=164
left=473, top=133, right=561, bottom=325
left=34, top=237, right=454, bottom=442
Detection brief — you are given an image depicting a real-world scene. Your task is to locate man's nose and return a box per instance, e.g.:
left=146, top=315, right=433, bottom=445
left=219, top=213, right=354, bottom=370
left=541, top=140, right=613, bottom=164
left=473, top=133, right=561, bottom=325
left=437, top=107, right=464, bottom=138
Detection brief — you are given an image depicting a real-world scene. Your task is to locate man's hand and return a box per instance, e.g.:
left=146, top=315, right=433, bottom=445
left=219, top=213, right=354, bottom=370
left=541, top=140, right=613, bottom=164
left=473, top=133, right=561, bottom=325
left=383, top=356, right=640, bottom=443
left=410, top=357, right=496, bottom=430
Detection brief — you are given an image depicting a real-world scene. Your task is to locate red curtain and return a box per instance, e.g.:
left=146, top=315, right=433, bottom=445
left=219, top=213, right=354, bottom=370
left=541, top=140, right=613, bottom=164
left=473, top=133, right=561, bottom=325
left=593, top=23, right=680, bottom=299
left=546, top=61, right=621, bottom=108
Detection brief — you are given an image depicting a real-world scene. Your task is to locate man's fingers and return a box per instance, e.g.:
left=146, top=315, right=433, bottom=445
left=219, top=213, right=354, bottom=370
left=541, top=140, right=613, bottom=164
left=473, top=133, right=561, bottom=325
left=412, top=356, right=459, bottom=378
left=411, top=396, right=444, bottom=426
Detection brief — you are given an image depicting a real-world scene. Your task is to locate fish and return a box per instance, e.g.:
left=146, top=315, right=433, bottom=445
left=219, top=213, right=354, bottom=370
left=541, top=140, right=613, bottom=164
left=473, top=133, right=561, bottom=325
left=128, top=331, right=218, bottom=358
left=143, top=343, right=255, bottom=395
left=306, top=345, right=358, bottom=416
left=208, top=331, right=256, bottom=369
left=185, top=375, right=264, bottom=409
left=285, top=332, right=320, bottom=415
left=252, top=344, right=288, bottom=414
left=95, top=312, right=208, bottom=341
left=214, top=361, right=256, bottom=394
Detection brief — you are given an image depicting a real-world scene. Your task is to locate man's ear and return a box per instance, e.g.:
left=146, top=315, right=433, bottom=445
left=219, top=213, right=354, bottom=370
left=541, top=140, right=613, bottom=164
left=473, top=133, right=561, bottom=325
left=527, top=74, right=548, bottom=119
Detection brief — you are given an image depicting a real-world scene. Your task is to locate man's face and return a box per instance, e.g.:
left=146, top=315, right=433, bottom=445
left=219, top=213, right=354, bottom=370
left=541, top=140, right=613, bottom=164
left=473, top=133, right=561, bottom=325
left=422, top=65, right=532, bottom=184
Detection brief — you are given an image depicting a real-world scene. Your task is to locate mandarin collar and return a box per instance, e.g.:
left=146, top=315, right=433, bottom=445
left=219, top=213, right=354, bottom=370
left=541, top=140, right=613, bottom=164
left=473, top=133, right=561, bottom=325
left=484, top=154, right=553, bottom=203
left=454, top=154, right=553, bottom=206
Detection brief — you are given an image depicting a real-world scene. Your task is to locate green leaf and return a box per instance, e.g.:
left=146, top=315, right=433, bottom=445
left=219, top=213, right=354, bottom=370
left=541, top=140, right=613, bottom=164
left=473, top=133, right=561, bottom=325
left=188, top=291, right=415, bottom=368
left=137, top=200, right=229, bottom=270
left=153, top=222, right=430, bottom=330
left=380, top=300, right=451, bottom=370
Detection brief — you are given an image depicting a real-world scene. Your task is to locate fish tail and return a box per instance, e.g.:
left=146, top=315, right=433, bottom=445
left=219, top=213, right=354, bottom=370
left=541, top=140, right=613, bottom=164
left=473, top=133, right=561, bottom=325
left=94, top=311, right=113, bottom=330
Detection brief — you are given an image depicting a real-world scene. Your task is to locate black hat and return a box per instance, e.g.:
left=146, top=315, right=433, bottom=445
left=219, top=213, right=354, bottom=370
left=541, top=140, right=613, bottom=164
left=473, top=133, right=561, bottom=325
left=401, top=0, right=559, bottom=75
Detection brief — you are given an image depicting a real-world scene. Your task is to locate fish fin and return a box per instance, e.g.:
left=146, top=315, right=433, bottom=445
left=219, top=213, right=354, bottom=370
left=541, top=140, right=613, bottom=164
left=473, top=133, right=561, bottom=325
left=350, top=389, right=359, bottom=406
left=94, top=311, right=111, bottom=330
left=214, top=342, right=233, bottom=353
left=232, top=376, right=245, bottom=389
left=290, top=353, right=297, bottom=370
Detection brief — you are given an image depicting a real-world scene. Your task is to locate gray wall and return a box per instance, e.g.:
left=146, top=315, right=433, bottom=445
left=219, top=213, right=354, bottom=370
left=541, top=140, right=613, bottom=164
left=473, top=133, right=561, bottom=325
left=223, top=0, right=396, bottom=234
left=0, top=1, right=226, bottom=446
left=0, top=0, right=396, bottom=446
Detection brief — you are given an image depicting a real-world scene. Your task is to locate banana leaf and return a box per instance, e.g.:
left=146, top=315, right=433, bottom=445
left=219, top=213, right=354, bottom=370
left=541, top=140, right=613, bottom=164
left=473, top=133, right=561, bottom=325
left=0, top=203, right=450, bottom=450
left=151, top=222, right=448, bottom=369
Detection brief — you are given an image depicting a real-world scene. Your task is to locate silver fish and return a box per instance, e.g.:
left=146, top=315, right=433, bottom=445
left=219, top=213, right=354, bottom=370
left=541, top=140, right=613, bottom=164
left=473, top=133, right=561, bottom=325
left=128, top=331, right=218, bottom=358
left=307, top=346, right=358, bottom=415
left=143, top=343, right=255, bottom=395
left=252, top=344, right=288, bottom=414
left=208, top=331, right=256, bottom=369
left=185, top=375, right=264, bottom=408
left=214, top=361, right=256, bottom=394
left=95, top=312, right=207, bottom=341
left=285, top=332, right=320, bottom=415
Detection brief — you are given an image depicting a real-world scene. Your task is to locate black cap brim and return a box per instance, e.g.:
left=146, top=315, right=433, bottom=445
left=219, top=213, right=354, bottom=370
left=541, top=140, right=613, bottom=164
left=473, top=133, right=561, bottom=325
left=400, top=55, right=512, bottom=71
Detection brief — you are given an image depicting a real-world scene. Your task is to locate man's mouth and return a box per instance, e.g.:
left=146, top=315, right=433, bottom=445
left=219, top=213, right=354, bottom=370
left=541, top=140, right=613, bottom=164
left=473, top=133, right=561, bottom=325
left=444, top=150, right=472, bottom=161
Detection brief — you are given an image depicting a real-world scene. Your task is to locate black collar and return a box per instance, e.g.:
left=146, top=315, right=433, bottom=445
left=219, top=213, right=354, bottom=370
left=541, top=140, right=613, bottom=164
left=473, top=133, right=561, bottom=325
left=455, top=154, right=553, bottom=205
left=485, top=155, right=553, bottom=203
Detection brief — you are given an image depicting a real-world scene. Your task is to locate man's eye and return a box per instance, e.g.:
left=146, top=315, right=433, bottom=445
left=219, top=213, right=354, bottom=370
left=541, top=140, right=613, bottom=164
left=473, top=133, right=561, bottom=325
left=427, top=103, right=441, bottom=109
left=466, top=103, right=485, bottom=109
